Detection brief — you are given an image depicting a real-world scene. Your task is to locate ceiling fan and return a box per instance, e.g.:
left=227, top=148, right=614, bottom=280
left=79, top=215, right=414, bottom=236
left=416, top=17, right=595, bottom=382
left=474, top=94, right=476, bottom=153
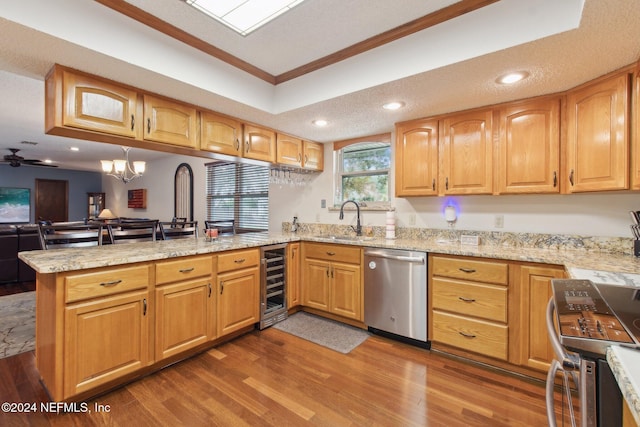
left=2, top=148, right=58, bottom=168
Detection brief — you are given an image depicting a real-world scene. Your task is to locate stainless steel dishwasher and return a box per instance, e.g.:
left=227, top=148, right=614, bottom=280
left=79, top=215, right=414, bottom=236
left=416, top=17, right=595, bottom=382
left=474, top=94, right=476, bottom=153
left=364, top=248, right=429, bottom=348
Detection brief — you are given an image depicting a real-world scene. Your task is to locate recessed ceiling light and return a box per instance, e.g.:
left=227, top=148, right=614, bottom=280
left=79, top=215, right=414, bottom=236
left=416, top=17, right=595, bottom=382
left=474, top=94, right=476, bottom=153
left=383, top=101, right=405, bottom=110
left=184, top=0, right=307, bottom=36
left=69, top=146, right=79, bottom=151
left=313, top=119, right=328, bottom=127
left=43, top=159, right=52, bottom=164
left=496, top=71, right=530, bottom=85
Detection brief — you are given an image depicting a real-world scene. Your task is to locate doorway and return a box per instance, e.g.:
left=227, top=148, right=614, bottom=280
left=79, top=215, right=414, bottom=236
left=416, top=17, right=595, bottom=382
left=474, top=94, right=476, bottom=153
left=35, top=179, right=68, bottom=222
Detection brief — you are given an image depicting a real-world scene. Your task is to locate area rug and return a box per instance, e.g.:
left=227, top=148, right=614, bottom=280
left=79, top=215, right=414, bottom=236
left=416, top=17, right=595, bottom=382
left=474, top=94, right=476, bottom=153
left=0, top=291, right=35, bottom=359
left=272, top=312, right=369, bottom=354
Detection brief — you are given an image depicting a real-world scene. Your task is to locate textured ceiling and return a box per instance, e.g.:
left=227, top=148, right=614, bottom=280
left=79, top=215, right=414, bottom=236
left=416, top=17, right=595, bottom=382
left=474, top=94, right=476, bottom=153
left=0, top=0, right=639, bottom=172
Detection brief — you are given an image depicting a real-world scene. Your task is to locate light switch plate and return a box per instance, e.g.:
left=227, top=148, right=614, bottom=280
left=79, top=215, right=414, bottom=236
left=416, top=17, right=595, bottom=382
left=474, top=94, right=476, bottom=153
left=460, top=235, right=480, bottom=246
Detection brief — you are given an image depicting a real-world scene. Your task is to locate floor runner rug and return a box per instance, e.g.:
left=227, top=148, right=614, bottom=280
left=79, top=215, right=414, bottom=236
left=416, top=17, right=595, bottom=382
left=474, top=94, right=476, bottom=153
left=0, top=291, right=35, bottom=359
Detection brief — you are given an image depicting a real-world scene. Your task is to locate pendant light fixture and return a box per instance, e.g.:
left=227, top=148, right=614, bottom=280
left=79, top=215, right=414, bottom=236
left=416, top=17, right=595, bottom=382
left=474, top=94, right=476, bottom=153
left=100, top=146, right=146, bottom=184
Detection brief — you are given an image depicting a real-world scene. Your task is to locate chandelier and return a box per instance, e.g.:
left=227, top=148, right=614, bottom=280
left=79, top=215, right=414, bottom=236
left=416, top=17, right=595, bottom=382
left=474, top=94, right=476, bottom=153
left=100, top=146, right=146, bottom=184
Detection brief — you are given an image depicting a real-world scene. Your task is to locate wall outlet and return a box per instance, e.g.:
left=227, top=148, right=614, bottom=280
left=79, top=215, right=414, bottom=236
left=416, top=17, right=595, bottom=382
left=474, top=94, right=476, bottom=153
left=321, top=199, right=326, bottom=208
left=408, top=213, right=416, bottom=226
left=494, top=214, right=504, bottom=228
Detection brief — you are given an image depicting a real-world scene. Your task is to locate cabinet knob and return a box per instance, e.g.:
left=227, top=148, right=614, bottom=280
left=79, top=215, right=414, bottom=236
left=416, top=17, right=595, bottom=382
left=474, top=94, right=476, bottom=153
left=569, top=169, right=575, bottom=186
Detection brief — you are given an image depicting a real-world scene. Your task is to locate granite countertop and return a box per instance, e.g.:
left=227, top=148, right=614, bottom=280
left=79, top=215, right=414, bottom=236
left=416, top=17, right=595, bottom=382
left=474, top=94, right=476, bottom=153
left=18, top=230, right=640, bottom=421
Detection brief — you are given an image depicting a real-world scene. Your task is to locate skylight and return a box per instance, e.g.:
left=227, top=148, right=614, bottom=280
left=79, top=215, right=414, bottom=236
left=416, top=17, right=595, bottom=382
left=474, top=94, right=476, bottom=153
left=184, top=0, right=307, bottom=36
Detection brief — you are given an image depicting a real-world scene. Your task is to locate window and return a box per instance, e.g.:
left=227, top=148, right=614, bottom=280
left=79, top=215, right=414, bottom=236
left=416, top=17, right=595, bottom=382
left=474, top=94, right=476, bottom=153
left=206, top=162, right=269, bottom=232
left=334, top=135, right=391, bottom=205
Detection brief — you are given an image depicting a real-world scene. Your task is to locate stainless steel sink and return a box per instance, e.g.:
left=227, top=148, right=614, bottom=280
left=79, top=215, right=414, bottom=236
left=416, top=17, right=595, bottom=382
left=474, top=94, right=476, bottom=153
left=313, top=234, right=374, bottom=242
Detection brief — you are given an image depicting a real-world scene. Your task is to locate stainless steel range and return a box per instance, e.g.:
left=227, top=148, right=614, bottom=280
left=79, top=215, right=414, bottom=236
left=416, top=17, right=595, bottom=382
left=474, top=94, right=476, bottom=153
left=546, top=279, right=640, bottom=427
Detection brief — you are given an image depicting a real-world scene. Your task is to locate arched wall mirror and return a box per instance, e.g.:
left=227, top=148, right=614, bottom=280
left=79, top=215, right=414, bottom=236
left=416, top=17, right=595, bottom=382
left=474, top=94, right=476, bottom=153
left=174, top=163, right=194, bottom=221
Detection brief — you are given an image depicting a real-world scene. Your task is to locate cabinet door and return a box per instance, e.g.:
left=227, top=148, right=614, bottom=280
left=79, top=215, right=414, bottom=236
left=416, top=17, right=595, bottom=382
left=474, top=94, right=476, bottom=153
left=62, top=70, right=138, bottom=138
left=302, top=258, right=330, bottom=311
left=302, top=141, right=324, bottom=171
left=441, top=109, right=494, bottom=195
left=217, top=266, right=259, bottom=336
left=632, top=66, right=640, bottom=189
left=517, top=264, right=565, bottom=372
left=200, top=112, right=242, bottom=156
left=497, top=98, right=560, bottom=194
left=330, top=261, right=362, bottom=321
left=395, top=119, right=439, bottom=196
left=566, top=72, right=630, bottom=192
left=143, top=94, right=197, bottom=148
left=64, top=290, right=150, bottom=398
left=287, top=243, right=301, bottom=308
left=244, top=124, right=276, bottom=162
left=155, top=279, right=212, bottom=360
left=276, top=134, right=302, bottom=167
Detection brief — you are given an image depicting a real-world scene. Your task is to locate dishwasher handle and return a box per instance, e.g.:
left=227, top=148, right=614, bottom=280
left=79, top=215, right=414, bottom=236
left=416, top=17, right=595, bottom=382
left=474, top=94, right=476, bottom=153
left=365, top=251, right=425, bottom=264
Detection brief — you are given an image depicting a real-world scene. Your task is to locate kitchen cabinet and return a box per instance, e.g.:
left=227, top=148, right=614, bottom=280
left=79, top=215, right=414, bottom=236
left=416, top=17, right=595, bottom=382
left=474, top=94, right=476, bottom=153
left=287, top=242, right=301, bottom=309
left=143, top=94, right=197, bottom=148
left=200, top=111, right=243, bottom=156
left=217, top=249, right=260, bottom=336
left=430, top=254, right=509, bottom=360
left=154, top=256, right=214, bottom=360
left=565, top=71, right=630, bottom=192
left=87, top=192, right=105, bottom=220
left=441, top=109, right=494, bottom=195
left=497, top=97, right=561, bottom=194
left=513, top=263, right=565, bottom=373
left=60, top=264, right=152, bottom=399
left=302, top=141, right=324, bottom=171
left=243, top=124, right=276, bottom=162
left=632, top=63, right=640, bottom=190
left=302, top=243, right=363, bottom=321
left=276, top=133, right=303, bottom=167
left=395, top=118, right=439, bottom=196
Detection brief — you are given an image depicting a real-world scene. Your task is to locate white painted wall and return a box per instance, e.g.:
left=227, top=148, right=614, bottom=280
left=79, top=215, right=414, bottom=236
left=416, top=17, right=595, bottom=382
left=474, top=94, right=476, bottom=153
left=269, top=143, right=639, bottom=238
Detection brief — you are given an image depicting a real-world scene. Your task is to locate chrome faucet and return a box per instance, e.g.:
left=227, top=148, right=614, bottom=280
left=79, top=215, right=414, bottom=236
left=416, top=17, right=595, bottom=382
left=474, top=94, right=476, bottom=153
left=339, top=200, right=362, bottom=236
left=291, top=216, right=299, bottom=233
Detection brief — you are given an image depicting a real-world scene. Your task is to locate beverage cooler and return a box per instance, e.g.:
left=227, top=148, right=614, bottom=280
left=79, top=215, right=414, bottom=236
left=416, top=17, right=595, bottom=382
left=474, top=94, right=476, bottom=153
left=259, top=243, right=288, bottom=329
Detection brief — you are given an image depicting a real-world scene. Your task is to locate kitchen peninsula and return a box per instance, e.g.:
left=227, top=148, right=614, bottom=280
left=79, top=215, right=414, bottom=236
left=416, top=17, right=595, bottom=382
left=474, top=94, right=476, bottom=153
left=19, top=230, right=640, bottom=423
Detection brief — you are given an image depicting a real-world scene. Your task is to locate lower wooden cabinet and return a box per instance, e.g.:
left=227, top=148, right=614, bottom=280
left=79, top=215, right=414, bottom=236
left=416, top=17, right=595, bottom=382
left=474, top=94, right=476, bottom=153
left=64, top=290, right=150, bottom=398
left=287, top=242, right=301, bottom=309
left=217, top=249, right=260, bottom=336
left=301, top=243, right=363, bottom=321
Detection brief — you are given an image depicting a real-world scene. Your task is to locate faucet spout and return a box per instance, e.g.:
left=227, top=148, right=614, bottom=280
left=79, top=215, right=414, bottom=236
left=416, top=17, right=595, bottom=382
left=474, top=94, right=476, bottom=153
left=339, top=200, right=362, bottom=236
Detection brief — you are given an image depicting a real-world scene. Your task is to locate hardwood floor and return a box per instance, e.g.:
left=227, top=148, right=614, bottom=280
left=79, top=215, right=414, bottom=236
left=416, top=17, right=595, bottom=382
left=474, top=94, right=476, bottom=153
left=0, top=327, right=568, bottom=426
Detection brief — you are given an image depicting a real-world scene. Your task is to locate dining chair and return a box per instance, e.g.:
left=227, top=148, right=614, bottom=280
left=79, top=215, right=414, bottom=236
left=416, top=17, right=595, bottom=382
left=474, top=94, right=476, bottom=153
left=38, top=223, right=105, bottom=249
left=159, top=220, right=198, bottom=240
left=204, top=219, right=236, bottom=236
left=107, top=220, right=158, bottom=244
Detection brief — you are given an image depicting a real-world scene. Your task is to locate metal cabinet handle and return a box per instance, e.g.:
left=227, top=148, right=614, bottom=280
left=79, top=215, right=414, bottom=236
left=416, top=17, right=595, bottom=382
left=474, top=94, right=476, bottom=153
left=234, top=258, right=246, bottom=264
left=179, top=267, right=195, bottom=273
left=220, top=281, right=224, bottom=294
left=553, top=171, right=557, bottom=187
left=235, top=139, right=240, bottom=151
left=131, top=114, right=135, bottom=131
left=245, top=140, right=250, bottom=152
left=459, top=268, right=476, bottom=273
left=569, top=169, right=574, bottom=186
left=445, top=177, right=449, bottom=190
left=331, top=267, right=334, bottom=279
left=100, top=279, right=122, bottom=287
left=326, top=251, right=335, bottom=256
left=432, top=178, right=436, bottom=191
left=298, top=153, right=302, bottom=162
left=326, top=268, right=329, bottom=278
left=458, top=296, right=476, bottom=303
left=458, top=331, right=476, bottom=338
left=208, top=282, right=212, bottom=298
left=147, top=118, right=151, bottom=133
left=304, top=155, right=308, bottom=163
left=143, top=298, right=147, bottom=316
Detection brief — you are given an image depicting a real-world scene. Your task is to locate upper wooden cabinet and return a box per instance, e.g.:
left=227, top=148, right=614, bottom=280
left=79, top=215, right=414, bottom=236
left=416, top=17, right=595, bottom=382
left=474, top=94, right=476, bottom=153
left=497, top=97, right=561, bottom=194
left=276, top=133, right=302, bottom=167
left=632, top=64, right=640, bottom=190
left=302, top=141, right=324, bottom=171
left=244, top=124, right=276, bottom=162
left=565, top=72, right=630, bottom=192
left=395, top=119, right=439, bottom=197
left=143, top=95, right=197, bottom=148
left=200, top=112, right=242, bottom=156
left=47, top=66, right=139, bottom=138
left=441, top=109, right=494, bottom=195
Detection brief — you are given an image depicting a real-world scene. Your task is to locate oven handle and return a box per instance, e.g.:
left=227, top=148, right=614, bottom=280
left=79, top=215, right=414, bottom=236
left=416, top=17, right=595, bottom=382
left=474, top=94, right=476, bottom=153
left=546, top=359, right=578, bottom=427
left=546, top=298, right=567, bottom=362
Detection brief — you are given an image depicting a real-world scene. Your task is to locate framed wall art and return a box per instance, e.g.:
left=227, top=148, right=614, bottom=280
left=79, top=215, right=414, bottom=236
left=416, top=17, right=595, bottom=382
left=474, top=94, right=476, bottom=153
left=0, top=187, right=31, bottom=223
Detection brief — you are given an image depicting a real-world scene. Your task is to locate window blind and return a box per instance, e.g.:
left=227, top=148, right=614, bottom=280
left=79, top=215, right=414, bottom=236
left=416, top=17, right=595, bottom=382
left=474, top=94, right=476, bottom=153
left=206, top=162, right=270, bottom=232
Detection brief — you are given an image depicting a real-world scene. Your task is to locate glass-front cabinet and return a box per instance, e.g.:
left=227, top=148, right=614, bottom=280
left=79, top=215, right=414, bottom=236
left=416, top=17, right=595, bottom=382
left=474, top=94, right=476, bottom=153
left=87, top=192, right=105, bottom=220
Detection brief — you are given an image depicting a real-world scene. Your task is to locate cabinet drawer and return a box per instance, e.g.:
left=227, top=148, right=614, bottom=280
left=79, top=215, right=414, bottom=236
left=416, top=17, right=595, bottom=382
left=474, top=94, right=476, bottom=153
left=65, top=265, right=149, bottom=303
left=155, top=255, right=213, bottom=285
left=432, top=278, right=507, bottom=322
left=432, top=311, right=508, bottom=360
left=304, top=243, right=361, bottom=264
left=432, top=256, right=508, bottom=285
left=217, top=249, right=260, bottom=273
